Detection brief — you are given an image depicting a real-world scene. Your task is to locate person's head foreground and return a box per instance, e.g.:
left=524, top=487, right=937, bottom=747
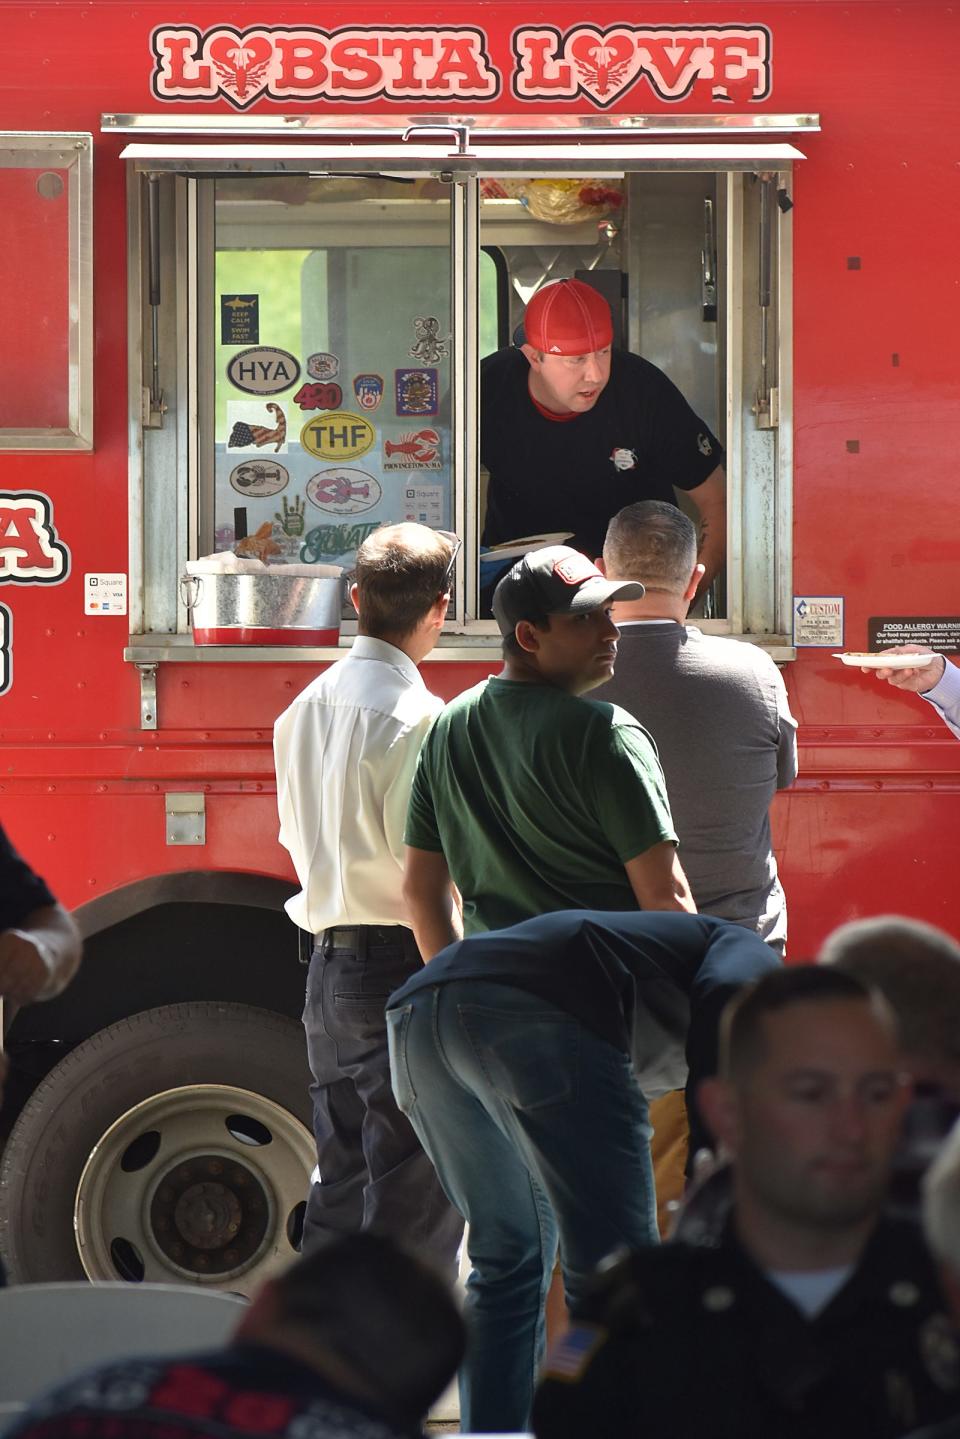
left=353, top=523, right=456, bottom=659
left=236, top=1232, right=466, bottom=1427
left=820, top=914, right=960, bottom=1097
left=601, top=500, right=704, bottom=618
left=492, top=544, right=644, bottom=693
left=698, top=965, right=908, bottom=1264
left=520, top=278, right=614, bottom=416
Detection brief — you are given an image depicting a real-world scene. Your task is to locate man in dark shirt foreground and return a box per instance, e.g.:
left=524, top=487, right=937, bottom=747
left=534, top=966, right=960, bottom=1439
left=386, top=909, right=777, bottom=1433
left=3, top=1234, right=465, bottom=1439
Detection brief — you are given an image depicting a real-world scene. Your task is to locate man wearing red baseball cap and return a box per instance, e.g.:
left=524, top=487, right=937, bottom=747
left=481, top=277, right=726, bottom=601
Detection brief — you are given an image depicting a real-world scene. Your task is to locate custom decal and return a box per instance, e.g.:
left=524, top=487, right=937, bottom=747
left=302, top=520, right=382, bottom=561
left=610, top=446, right=637, bottom=471
left=307, top=468, right=382, bottom=515
left=409, top=317, right=450, bottom=364
left=220, top=294, right=259, bottom=344
left=0, top=604, right=11, bottom=695
left=226, top=346, right=300, bottom=395
left=353, top=374, right=384, bottom=411
left=275, top=495, right=307, bottom=537
left=0, top=492, right=71, bottom=584
left=293, top=382, right=343, bottom=412
left=395, top=368, right=439, bottom=417
left=384, top=428, right=442, bottom=471
left=306, top=352, right=340, bottom=381
left=512, top=26, right=772, bottom=107
left=300, top=412, right=376, bottom=461
left=229, top=459, right=289, bottom=497
left=151, top=25, right=771, bottom=111
left=151, top=26, right=500, bottom=109
left=227, top=402, right=287, bottom=452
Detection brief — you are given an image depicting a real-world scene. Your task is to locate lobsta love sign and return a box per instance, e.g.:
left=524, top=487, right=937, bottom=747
left=151, top=24, right=772, bottom=109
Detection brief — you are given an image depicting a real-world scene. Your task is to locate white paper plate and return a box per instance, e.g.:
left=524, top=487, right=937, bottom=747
left=834, top=651, right=940, bottom=669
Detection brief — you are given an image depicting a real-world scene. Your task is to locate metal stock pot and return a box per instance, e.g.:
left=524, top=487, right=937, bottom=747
left=180, top=568, right=343, bottom=646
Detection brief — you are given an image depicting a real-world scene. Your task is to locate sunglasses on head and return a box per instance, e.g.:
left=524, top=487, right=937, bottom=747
left=437, top=532, right=462, bottom=593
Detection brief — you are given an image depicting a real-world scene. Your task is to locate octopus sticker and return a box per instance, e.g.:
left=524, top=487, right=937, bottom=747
left=409, top=317, right=450, bottom=364
left=229, top=459, right=289, bottom=497
left=307, top=468, right=382, bottom=516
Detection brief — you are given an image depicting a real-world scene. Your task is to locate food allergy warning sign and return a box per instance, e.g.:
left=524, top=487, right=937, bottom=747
left=794, top=595, right=843, bottom=648
left=869, top=616, right=960, bottom=654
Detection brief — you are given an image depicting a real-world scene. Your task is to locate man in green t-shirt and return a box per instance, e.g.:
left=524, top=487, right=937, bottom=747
left=403, top=545, right=695, bottom=960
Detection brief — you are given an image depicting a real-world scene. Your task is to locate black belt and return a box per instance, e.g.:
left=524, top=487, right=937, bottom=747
left=319, top=924, right=411, bottom=955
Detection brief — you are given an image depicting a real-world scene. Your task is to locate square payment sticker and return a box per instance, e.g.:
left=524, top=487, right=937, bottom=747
left=85, top=573, right=127, bottom=616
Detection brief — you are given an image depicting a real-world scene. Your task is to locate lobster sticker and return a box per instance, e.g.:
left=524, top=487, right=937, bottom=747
left=383, top=428, right=443, bottom=471
left=307, top=469, right=382, bottom=516
left=229, top=460, right=289, bottom=497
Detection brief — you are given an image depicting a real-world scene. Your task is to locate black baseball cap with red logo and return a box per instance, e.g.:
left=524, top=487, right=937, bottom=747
left=492, top=545, right=645, bottom=636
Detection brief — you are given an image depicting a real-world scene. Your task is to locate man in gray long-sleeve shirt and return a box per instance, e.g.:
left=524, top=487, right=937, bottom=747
left=595, top=501, right=797, bottom=955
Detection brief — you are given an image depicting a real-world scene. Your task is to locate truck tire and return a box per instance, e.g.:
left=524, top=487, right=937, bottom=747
left=0, top=1002, right=315, bottom=1294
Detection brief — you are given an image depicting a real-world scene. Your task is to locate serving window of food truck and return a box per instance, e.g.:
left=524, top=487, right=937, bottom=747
left=115, top=119, right=807, bottom=656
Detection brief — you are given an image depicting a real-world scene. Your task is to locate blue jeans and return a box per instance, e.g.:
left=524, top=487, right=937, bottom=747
left=387, top=980, right=658, bottom=1433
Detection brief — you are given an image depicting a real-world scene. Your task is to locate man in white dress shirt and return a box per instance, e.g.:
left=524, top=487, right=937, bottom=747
left=274, top=523, right=463, bottom=1267
left=865, top=648, right=960, bottom=740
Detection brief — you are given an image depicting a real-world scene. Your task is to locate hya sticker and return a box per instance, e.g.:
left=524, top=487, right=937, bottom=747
left=395, top=369, right=439, bottom=417
left=227, top=346, right=300, bottom=395
left=0, top=492, right=71, bottom=583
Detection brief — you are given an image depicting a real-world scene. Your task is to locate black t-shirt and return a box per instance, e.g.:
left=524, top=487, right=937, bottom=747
left=0, top=824, right=55, bottom=932
left=480, top=347, right=724, bottom=557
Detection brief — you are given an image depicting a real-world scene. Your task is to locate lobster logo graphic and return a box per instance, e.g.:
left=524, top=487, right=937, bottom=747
left=569, top=31, right=635, bottom=101
left=385, top=430, right=440, bottom=464
left=307, top=468, right=382, bottom=516
left=208, top=35, right=273, bottom=102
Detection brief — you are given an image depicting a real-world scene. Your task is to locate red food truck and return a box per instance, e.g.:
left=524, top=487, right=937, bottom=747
left=0, top=1, right=956, bottom=1292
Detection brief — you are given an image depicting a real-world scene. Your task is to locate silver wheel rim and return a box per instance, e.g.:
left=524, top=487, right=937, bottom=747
left=75, top=1084, right=313, bottom=1293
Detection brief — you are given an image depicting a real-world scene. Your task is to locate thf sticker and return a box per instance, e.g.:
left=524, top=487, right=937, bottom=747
left=0, top=492, right=70, bottom=583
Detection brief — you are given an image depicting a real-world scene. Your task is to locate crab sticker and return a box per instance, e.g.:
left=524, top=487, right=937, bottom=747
left=0, top=492, right=70, bottom=584
left=395, top=369, right=439, bottom=417
left=229, top=459, right=290, bottom=497
left=307, top=352, right=340, bottom=381
left=409, top=317, right=450, bottom=364
left=307, top=469, right=382, bottom=515
left=383, top=429, right=443, bottom=471
left=353, top=374, right=384, bottom=411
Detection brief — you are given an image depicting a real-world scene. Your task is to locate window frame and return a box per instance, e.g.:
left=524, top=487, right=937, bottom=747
left=123, top=134, right=801, bottom=658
